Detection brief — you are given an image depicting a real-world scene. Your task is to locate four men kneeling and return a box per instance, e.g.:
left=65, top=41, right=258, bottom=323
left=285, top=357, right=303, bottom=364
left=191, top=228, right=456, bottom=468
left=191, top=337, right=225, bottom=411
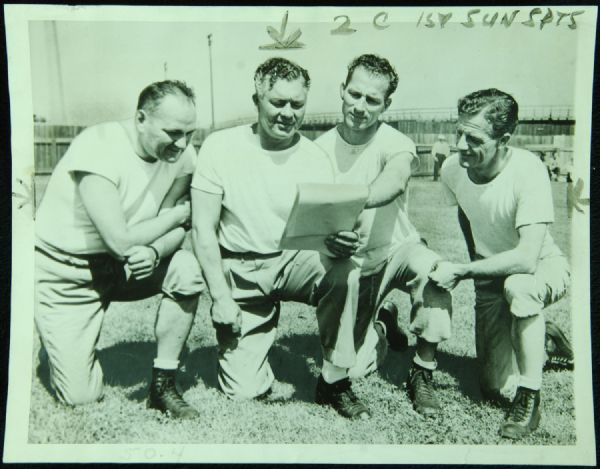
left=34, top=55, right=573, bottom=440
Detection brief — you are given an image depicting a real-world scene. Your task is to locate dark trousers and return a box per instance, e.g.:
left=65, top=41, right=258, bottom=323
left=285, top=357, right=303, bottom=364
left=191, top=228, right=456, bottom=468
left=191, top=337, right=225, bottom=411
left=433, top=154, right=446, bottom=181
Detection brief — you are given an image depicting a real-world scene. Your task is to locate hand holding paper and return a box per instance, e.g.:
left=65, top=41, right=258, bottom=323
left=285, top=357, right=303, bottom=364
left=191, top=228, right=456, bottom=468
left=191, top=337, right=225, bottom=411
left=324, top=231, right=360, bottom=258
left=279, top=183, right=368, bottom=256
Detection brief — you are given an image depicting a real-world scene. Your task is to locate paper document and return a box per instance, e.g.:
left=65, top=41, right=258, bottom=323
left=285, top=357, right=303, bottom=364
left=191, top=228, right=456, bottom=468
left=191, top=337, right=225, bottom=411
left=279, top=183, right=368, bottom=253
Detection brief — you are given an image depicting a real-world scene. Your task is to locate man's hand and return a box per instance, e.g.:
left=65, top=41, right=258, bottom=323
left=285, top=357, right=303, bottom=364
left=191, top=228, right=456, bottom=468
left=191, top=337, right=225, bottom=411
left=124, top=245, right=158, bottom=280
left=211, top=297, right=243, bottom=350
left=176, top=194, right=190, bottom=205
left=172, top=201, right=191, bottom=226
left=211, top=297, right=242, bottom=333
left=324, top=231, right=360, bottom=258
left=429, top=261, right=463, bottom=291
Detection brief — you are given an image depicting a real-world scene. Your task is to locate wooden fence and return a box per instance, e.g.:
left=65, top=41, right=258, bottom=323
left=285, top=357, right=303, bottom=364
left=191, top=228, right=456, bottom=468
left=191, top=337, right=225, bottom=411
left=34, top=119, right=574, bottom=176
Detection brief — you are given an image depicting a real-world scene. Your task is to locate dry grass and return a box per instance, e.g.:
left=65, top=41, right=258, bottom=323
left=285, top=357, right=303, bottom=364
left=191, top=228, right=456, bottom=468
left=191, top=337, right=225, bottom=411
left=28, top=179, right=575, bottom=445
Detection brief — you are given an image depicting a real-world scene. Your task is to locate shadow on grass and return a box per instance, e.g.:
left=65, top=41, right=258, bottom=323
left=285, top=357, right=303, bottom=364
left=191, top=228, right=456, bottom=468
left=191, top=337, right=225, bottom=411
left=36, top=335, right=487, bottom=406
left=379, top=349, right=484, bottom=401
left=97, top=341, right=219, bottom=401
left=35, top=341, right=218, bottom=403
left=95, top=336, right=320, bottom=403
left=270, top=334, right=321, bottom=402
left=436, top=351, right=483, bottom=402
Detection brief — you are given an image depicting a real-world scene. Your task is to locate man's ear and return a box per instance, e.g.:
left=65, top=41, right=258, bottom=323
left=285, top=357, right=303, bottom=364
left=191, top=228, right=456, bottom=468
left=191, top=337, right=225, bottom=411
left=384, top=97, right=392, bottom=111
left=339, top=83, right=345, bottom=100
left=136, top=109, right=146, bottom=124
left=252, top=93, right=258, bottom=106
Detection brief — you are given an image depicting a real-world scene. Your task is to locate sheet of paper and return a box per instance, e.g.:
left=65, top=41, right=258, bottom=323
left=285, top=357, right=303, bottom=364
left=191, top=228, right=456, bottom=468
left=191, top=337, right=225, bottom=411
left=279, top=183, right=368, bottom=253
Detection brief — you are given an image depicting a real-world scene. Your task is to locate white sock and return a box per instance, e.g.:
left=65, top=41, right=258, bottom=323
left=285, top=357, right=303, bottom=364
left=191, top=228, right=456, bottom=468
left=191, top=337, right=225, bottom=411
left=322, top=359, right=348, bottom=384
left=413, top=352, right=437, bottom=371
left=153, top=358, right=179, bottom=370
left=518, top=375, right=541, bottom=391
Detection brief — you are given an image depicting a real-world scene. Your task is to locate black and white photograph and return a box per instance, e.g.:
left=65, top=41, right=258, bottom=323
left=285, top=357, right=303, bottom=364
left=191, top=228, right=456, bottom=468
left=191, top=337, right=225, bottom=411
left=3, top=4, right=596, bottom=464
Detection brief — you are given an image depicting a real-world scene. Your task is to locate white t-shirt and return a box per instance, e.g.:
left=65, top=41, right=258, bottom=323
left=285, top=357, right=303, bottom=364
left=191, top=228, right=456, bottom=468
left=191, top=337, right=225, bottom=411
left=36, top=121, right=196, bottom=254
left=431, top=141, right=450, bottom=157
left=191, top=125, right=334, bottom=254
left=440, top=147, right=563, bottom=259
left=315, top=123, right=420, bottom=275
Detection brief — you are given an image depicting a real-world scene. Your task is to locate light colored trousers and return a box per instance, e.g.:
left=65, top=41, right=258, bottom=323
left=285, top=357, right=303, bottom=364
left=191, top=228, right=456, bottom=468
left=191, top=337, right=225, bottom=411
left=216, top=250, right=359, bottom=399
left=349, top=241, right=453, bottom=378
left=217, top=242, right=452, bottom=399
left=473, top=255, right=570, bottom=400
left=34, top=244, right=204, bottom=405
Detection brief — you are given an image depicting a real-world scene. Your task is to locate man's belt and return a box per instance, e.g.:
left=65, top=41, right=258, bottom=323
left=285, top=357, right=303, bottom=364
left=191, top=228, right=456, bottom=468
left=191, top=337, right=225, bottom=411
left=219, top=245, right=282, bottom=260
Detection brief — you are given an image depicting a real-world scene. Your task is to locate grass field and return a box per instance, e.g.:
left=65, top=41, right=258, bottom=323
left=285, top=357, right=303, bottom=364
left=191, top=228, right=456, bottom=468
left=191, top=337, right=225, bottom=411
left=28, top=179, right=575, bottom=445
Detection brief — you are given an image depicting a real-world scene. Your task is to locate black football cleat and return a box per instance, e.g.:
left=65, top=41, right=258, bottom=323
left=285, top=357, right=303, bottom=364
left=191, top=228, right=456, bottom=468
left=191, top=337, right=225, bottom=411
left=544, top=320, right=574, bottom=371
left=315, top=376, right=371, bottom=420
left=147, top=368, right=199, bottom=419
left=407, top=365, right=440, bottom=417
left=500, top=387, right=541, bottom=440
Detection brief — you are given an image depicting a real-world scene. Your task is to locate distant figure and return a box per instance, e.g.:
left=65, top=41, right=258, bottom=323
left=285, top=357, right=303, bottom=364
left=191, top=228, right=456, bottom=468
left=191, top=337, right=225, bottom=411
left=431, top=134, right=450, bottom=181
left=548, top=154, right=561, bottom=181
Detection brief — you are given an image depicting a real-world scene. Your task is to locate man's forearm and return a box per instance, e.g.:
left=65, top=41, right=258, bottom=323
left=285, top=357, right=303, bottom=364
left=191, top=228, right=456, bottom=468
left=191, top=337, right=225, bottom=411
left=150, top=227, right=186, bottom=259
left=191, top=226, right=233, bottom=302
left=365, top=154, right=411, bottom=209
left=456, top=248, right=537, bottom=279
left=366, top=175, right=406, bottom=209
left=107, top=210, right=184, bottom=260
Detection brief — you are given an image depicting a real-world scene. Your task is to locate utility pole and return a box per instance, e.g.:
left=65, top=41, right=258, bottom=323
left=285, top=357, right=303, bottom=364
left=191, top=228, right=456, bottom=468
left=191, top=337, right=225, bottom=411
left=163, top=61, right=168, bottom=80
left=207, top=34, right=215, bottom=130
left=51, top=21, right=67, bottom=123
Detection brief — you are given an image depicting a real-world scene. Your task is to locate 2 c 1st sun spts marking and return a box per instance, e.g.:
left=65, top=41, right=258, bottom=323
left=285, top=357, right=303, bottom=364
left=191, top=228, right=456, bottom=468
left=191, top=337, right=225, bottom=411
left=326, top=8, right=584, bottom=36
left=416, top=8, right=585, bottom=30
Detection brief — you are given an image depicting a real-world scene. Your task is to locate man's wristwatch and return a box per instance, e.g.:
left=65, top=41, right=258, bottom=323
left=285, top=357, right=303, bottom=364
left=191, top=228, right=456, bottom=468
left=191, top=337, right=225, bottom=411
left=148, top=245, right=160, bottom=268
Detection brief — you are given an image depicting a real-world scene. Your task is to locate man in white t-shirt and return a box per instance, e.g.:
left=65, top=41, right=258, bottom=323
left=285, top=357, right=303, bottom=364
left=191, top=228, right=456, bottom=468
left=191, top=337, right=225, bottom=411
left=191, top=57, right=374, bottom=419
left=315, top=54, right=453, bottom=418
left=432, top=88, right=571, bottom=439
left=35, top=81, right=204, bottom=418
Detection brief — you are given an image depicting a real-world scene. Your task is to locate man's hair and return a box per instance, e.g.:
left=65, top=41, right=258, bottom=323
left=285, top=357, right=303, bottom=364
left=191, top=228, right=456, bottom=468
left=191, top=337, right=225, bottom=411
left=254, top=57, right=310, bottom=98
left=137, top=80, right=195, bottom=113
left=457, top=88, right=519, bottom=138
left=344, top=54, right=399, bottom=100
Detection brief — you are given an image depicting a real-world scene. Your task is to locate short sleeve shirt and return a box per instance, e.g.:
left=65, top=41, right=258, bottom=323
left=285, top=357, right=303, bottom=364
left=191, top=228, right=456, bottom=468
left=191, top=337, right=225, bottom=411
left=315, top=123, right=420, bottom=275
left=431, top=141, right=450, bottom=157
left=35, top=121, right=196, bottom=254
left=440, top=147, right=562, bottom=259
left=192, top=125, right=334, bottom=254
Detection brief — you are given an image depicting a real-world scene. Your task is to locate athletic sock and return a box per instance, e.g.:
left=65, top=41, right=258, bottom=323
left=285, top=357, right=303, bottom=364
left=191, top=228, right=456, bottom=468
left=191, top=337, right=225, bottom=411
left=413, top=352, right=437, bottom=371
left=153, top=358, right=179, bottom=370
left=518, top=375, right=541, bottom=391
left=321, top=359, right=348, bottom=384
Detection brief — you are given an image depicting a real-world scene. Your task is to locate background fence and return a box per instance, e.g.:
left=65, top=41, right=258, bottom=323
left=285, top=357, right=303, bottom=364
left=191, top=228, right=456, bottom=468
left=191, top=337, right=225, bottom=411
left=33, top=115, right=575, bottom=177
